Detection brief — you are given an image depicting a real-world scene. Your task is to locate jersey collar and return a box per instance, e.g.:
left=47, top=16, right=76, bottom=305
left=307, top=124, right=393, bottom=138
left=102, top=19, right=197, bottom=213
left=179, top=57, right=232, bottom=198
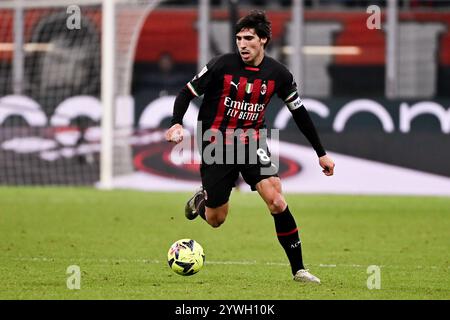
left=242, top=55, right=265, bottom=72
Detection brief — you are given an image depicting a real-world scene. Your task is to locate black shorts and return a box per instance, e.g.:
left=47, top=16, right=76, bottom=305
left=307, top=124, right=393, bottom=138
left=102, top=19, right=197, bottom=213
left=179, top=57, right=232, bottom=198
left=200, top=143, right=278, bottom=208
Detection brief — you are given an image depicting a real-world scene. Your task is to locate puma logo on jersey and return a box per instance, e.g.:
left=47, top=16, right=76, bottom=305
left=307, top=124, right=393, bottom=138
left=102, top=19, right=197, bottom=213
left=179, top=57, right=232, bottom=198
left=230, top=81, right=240, bottom=89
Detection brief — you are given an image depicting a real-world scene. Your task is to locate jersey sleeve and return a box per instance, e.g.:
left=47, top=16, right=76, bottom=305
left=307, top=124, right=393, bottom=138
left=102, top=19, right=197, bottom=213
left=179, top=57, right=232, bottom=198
left=276, top=68, right=303, bottom=111
left=186, top=55, right=222, bottom=97
left=276, top=66, right=326, bottom=157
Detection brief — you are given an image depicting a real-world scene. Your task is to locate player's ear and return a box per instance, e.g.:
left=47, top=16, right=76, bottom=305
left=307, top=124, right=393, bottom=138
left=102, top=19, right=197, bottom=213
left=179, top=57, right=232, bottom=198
left=261, top=37, right=267, bottom=46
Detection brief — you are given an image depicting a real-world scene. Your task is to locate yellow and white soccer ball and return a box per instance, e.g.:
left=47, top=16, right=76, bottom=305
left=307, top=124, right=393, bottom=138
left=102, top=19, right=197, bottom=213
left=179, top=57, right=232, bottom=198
left=167, top=239, right=205, bottom=276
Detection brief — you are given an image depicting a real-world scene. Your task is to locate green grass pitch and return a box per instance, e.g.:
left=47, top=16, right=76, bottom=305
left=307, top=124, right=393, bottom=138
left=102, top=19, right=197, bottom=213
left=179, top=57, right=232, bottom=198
left=1, top=187, right=449, bottom=300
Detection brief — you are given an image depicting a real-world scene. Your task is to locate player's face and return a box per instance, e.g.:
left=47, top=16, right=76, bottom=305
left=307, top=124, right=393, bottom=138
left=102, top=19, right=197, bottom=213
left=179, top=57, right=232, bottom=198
left=236, top=28, right=267, bottom=66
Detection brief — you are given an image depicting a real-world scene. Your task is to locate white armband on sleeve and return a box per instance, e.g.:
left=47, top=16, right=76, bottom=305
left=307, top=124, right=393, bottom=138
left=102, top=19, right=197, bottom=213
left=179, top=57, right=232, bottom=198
left=286, top=97, right=302, bottom=111
left=187, top=82, right=200, bottom=97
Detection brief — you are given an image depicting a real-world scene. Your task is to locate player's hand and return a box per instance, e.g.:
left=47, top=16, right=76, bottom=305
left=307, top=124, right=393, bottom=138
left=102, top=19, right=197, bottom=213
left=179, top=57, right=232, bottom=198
left=165, top=124, right=184, bottom=144
left=319, top=155, right=335, bottom=176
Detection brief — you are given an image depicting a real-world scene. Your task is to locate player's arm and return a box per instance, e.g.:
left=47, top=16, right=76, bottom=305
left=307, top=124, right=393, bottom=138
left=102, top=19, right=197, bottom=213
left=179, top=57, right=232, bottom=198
left=277, top=67, right=335, bottom=176
left=165, top=86, right=195, bottom=143
left=285, top=94, right=335, bottom=176
left=166, top=57, right=221, bottom=144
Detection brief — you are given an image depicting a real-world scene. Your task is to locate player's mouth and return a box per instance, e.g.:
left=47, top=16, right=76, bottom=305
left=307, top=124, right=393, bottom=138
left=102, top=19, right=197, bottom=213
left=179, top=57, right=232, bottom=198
left=240, top=51, right=250, bottom=59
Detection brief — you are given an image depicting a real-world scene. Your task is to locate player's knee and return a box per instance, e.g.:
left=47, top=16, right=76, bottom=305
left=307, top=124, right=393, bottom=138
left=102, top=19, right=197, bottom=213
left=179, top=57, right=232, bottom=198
left=208, top=219, right=225, bottom=228
left=267, top=195, right=287, bottom=213
left=205, top=207, right=227, bottom=228
left=207, top=215, right=226, bottom=228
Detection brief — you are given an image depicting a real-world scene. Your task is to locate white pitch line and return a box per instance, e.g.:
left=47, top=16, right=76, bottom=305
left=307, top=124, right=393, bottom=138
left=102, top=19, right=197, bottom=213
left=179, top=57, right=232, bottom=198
left=3, top=256, right=449, bottom=269
left=207, top=260, right=257, bottom=265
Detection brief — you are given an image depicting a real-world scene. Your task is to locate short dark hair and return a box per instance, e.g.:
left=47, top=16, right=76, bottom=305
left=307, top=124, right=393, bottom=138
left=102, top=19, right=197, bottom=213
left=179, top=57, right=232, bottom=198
left=235, top=10, right=272, bottom=48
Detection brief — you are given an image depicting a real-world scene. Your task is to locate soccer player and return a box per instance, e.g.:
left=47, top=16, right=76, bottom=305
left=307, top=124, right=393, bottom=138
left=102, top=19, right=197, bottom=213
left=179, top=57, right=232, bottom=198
left=165, top=10, right=335, bottom=283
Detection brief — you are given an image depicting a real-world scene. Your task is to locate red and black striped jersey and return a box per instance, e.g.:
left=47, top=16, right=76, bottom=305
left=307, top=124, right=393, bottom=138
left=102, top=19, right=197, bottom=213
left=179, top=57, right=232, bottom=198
left=171, top=53, right=325, bottom=156
left=185, top=53, right=302, bottom=132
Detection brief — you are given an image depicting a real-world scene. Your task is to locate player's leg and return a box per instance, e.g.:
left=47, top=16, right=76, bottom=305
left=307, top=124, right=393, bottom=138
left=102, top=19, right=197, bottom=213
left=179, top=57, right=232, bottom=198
left=185, top=188, right=230, bottom=228
left=185, top=186, right=207, bottom=220
left=255, top=177, right=303, bottom=271
left=257, top=178, right=321, bottom=284
left=185, top=164, right=238, bottom=228
left=205, top=203, right=229, bottom=228
left=255, top=176, right=286, bottom=213
left=255, top=177, right=320, bottom=283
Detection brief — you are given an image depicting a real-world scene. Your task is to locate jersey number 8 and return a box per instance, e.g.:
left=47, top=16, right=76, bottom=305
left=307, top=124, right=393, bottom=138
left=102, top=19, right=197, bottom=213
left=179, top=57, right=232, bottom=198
left=257, top=148, right=270, bottom=164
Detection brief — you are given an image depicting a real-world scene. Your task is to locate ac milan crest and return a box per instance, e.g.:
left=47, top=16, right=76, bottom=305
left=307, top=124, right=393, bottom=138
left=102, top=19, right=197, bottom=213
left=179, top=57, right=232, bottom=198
left=261, top=83, right=267, bottom=95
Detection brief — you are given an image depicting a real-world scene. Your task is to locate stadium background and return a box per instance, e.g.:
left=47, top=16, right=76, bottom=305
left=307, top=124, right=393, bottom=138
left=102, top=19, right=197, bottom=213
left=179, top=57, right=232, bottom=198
left=1, top=0, right=450, bottom=196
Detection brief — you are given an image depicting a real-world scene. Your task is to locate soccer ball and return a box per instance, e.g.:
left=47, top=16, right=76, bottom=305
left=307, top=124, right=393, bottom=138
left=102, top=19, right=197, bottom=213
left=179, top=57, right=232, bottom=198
left=167, top=239, right=205, bottom=276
